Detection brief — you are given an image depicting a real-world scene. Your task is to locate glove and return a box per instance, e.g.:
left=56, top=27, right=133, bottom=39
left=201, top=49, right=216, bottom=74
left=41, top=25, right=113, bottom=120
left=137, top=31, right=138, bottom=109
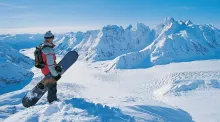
left=53, top=74, right=61, bottom=81
left=55, top=65, right=63, bottom=74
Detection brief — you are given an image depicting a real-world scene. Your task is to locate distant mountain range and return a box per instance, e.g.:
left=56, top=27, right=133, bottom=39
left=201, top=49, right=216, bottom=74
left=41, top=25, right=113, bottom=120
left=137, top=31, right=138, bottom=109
left=0, top=34, right=43, bottom=50
left=53, top=17, right=220, bottom=69
left=1, top=17, right=220, bottom=70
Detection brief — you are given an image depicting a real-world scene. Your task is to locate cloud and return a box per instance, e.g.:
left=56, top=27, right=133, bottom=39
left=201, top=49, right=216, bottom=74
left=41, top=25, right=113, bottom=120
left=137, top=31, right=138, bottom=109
left=0, top=2, right=28, bottom=9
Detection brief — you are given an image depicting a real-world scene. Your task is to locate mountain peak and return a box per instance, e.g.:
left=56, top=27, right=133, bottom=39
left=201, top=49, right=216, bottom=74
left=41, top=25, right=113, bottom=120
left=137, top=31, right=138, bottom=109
left=185, top=20, right=193, bottom=25
left=125, top=24, right=133, bottom=30
left=131, top=23, right=150, bottom=31
left=163, top=17, right=175, bottom=25
left=64, top=32, right=75, bottom=36
left=103, top=25, right=123, bottom=29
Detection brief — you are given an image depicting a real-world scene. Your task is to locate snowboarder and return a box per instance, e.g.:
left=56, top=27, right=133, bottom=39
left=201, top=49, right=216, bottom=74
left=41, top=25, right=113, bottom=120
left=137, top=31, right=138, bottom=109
left=37, top=30, right=61, bottom=103
left=22, top=31, right=78, bottom=107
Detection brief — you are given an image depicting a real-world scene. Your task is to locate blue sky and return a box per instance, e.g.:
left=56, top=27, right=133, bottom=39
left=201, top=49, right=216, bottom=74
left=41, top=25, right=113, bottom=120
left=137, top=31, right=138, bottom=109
left=0, top=0, right=219, bottom=33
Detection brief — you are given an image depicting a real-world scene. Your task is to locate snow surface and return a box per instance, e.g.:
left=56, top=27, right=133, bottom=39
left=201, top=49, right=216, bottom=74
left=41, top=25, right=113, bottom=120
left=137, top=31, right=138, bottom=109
left=0, top=48, right=219, bottom=122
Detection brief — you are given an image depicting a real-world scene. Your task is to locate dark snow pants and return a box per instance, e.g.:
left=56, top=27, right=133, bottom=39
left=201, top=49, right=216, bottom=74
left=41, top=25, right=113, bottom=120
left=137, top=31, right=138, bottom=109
left=47, top=82, right=57, bottom=103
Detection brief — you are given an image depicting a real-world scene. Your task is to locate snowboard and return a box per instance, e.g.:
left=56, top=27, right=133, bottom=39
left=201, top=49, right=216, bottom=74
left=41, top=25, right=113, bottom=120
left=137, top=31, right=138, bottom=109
left=22, top=51, right=79, bottom=108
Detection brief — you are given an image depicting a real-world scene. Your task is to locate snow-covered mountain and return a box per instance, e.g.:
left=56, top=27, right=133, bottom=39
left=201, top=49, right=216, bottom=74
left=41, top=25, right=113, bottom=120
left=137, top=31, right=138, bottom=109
left=0, top=43, right=34, bottom=95
left=54, top=23, right=154, bottom=61
left=110, top=17, right=220, bottom=69
left=1, top=17, right=219, bottom=70
left=52, top=17, right=220, bottom=69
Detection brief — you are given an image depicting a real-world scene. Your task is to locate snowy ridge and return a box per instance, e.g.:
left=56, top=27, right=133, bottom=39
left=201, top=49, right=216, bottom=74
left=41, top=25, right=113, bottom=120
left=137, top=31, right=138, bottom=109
left=0, top=43, right=34, bottom=95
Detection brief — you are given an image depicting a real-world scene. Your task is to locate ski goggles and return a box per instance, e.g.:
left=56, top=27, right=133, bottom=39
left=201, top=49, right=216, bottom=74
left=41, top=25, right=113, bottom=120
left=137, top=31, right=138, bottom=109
left=44, top=35, right=54, bottom=39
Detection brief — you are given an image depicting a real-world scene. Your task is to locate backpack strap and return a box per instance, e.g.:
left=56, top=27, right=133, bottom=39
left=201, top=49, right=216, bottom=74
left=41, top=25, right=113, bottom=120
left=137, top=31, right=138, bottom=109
left=42, top=45, right=52, bottom=49
left=38, top=43, right=53, bottom=49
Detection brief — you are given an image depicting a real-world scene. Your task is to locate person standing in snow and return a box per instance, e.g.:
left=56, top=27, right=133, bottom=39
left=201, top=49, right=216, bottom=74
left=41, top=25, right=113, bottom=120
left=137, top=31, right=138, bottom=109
left=38, top=31, right=62, bottom=103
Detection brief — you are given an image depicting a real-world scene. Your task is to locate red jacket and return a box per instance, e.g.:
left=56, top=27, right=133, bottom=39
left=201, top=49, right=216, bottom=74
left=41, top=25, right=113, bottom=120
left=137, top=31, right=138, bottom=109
left=41, top=43, right=58, bottom=76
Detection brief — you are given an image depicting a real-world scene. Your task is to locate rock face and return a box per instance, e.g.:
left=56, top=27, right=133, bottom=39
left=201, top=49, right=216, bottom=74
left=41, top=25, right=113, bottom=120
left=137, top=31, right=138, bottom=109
left=0, top=43, right=34, bottom=94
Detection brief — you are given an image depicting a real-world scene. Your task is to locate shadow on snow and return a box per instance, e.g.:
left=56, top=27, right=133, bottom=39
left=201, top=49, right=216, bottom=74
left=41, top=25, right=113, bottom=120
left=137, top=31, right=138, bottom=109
left=65, top=98, right=135, bottom=122
left=129, top=105, right=194, bottom=122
